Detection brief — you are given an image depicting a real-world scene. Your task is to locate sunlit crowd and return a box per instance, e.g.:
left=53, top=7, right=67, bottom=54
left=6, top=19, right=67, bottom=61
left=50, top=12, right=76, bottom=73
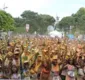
left=0, top=36, right=85, bottom=80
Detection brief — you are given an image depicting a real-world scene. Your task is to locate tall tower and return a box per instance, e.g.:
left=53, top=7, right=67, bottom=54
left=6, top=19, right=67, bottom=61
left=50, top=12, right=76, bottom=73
left=54, top=14, right=59, bottom=29
left=56, top=14, right=59, bottom=23
left=3, top=3, right=8, bottom=11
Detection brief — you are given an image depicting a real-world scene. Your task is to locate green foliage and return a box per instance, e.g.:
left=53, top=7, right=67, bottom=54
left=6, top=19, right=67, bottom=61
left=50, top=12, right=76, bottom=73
left=14, top=18, right=24, bottom=27
left=59, top=16, right=74, bottom=29
left=58, top=7, right=85, bottom=34
left=14, top=27, right=26, bottom=33
left=0, top=10, right=15, bottom=31
left=14, top=10, right=55, bottom=34
left=76, top=7, right=85, bottom=17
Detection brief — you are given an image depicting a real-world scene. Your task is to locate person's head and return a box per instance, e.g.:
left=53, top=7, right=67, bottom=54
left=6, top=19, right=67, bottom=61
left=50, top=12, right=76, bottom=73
left=52, top=55, right=58, bottom=66
left=3, top=65, right=11, bottom=76
left=79, top=56, right=82, bottom=59
left=7, top=52, right=13, bottom=60
left=12, top=65, right=18, bottom=73
left=37, top=56, right=42, bottom=62
left=14, top=50, right=20, bottom=58
left=43, top=60, right=51, bottom=70
left=43, top=61, right=48, bottom=67
left=24, top=62, right=29, bottom=69
left=52, top=59, right=58, bottom=65
left=66, top=59, right=73, bottom=65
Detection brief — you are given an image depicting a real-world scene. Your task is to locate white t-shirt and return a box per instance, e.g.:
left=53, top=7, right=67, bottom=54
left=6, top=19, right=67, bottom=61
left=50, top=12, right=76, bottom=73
left=11, top=73, right=21, bottom=79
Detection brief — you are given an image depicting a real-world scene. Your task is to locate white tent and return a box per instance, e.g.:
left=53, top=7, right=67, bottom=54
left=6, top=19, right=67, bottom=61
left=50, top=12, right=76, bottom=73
left=49, top=30, right=63, bottom=38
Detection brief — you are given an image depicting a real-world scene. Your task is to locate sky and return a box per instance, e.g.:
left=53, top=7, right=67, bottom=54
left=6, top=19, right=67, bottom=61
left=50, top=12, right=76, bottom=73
left=0, top=0, right=85, bottom=19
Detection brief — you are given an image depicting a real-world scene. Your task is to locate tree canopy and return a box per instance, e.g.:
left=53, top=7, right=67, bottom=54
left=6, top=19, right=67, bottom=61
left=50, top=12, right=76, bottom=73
left=58, top=7, right=85, bottom=34
left=14, top=10, right=55, bottom=34
left=0, top=10, right=15, bottom=31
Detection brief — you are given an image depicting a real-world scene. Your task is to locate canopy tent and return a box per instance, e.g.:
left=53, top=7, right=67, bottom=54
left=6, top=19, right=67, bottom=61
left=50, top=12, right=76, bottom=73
left=67, top=34, right=75, bottom=39
left=48, top=30, right=63, bottom=38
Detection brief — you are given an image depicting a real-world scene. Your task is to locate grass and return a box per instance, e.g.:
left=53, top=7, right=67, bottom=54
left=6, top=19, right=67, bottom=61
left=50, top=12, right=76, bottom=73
left=14, top=27, right=26, bottom=33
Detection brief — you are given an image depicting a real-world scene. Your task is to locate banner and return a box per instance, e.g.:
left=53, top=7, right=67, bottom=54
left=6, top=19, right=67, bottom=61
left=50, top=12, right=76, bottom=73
left=26, top=24, right=30, bottom=32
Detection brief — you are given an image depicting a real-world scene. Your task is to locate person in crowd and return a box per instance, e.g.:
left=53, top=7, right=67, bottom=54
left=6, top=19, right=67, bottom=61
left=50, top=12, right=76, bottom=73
left=0, top=36, right=85, bottom=80
left=40, top=59, right=51, bottom=80
left=51, top=55, right=61, bottom=80
left=64, top=59, right=76, bottom=80
left=11, top=65, right=21, bottom=80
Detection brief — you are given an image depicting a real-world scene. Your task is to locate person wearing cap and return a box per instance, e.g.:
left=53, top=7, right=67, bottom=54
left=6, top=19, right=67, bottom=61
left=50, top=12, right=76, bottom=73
left=76, top=55, right=84, bottom=80
left=13, top=50, right=20, bottom=67
left=51, top=55, right=61, bottom=80
left=22, top=58, right=30, bottom=79
left=35, top=54, right=42, bottom=80
left=42, top=48, right=49, bottom=61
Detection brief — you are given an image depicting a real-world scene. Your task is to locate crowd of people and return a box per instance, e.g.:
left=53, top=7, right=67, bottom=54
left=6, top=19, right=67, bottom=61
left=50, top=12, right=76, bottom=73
left=0, top=35, right=85, bottom=80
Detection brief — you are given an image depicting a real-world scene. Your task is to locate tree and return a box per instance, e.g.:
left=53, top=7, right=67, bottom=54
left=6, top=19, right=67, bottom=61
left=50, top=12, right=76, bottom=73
left=58, top=16, right=74, bottom=33
left=14, top=17, right=24, bottom=27
left=72, top=7, right=85, bottom=33
left=14, top=10, right=55, bottom=34
left=0, top=10, right=15, bottom=31
left=58, top=7, right=85, bottom=34
left=76, top=7, right=85, bottom=17
left=38, top=14, right=55, bottom=33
